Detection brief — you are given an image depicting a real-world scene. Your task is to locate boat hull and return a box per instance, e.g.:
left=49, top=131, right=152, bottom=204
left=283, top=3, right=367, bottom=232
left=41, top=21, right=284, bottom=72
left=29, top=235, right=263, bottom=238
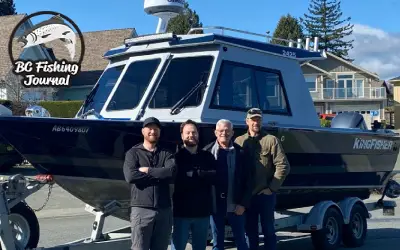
left=0, top=116, right=398, bottom=221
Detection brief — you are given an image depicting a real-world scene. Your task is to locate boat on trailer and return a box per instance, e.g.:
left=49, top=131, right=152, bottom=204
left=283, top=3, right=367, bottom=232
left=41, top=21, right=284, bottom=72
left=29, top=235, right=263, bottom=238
left=0, top=0, right=399, bottom=222
left=0, top=1, right=399, bottom=249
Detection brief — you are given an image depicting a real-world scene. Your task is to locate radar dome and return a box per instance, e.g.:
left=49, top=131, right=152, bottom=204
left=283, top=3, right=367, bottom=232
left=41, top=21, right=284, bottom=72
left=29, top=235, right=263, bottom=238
left=144, top=0, right=185, bottom=16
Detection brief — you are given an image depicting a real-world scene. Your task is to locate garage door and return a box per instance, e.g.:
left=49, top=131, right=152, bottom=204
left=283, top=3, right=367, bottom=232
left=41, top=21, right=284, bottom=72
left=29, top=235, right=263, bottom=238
left=331, top=104, right=380, bottom=113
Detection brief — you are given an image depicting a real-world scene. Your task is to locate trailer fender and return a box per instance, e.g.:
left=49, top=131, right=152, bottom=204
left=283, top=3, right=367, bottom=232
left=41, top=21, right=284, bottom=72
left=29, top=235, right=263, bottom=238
left=297, top=200, right=343, bottom=231
left=337, top=197, right=370, bottom=224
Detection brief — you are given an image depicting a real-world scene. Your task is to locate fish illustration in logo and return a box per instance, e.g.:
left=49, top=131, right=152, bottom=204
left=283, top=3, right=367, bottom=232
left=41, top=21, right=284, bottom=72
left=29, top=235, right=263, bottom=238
left=17, top=15, right=76, bottom=60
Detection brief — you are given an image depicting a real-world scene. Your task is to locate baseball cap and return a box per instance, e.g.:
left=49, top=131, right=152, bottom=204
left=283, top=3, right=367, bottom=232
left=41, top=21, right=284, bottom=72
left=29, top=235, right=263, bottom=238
left=143, top=117, right=161, bottom=128
left=246, top=108, right=262, bottom=119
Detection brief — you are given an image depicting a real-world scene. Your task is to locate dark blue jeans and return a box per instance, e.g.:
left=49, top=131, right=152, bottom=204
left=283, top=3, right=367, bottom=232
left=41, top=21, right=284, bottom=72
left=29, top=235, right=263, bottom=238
left=245, top=193, right=277, bottom=250
left=210, top=212, right=248, bottom=250
left=170, top=217, right=209, bottom=250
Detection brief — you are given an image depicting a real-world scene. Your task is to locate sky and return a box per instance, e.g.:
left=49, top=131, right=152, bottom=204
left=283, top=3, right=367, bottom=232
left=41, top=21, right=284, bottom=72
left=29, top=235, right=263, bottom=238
left=14, top=0, right=400, bottom=80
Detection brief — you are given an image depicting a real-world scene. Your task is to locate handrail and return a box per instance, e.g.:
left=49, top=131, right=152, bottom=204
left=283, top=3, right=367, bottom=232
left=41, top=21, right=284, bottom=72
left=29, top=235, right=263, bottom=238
left=187, top=26, right=320, bottom=52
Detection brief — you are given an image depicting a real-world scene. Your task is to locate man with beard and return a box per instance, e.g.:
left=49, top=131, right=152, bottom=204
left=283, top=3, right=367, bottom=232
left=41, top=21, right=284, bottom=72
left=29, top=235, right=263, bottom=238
left=123, top=117, right=177, bottom=250
left=234, top=108, right=290, bottom=250
left=204, top=119, right=252, bottom=250
left=171, top=119, right=217, bottom=250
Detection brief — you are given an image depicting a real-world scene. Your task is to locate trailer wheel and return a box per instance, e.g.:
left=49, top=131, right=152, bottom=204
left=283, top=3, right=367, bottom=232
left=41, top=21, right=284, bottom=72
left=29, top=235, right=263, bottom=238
left=311, top=207, right=343, bottom=250
left=4, top=202, right=40, bottom=249
left=342, top=203, right=367, bottom=247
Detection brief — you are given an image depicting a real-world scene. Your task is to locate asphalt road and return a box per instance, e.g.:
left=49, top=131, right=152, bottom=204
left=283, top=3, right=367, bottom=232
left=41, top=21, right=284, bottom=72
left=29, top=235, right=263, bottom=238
left=1, top=168, right=400, bottom=250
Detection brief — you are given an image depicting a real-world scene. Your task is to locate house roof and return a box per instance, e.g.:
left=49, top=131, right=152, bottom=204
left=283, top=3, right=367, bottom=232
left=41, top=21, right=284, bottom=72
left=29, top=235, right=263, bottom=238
left=45, top=28, right=134, bottom=86
left=301, top=62, right=333, bottom=76
left=389, top=76, right=400, bottom=82
left=326, top=52, right=379, bottom=80
left=0, top=14, right=27, bottom=81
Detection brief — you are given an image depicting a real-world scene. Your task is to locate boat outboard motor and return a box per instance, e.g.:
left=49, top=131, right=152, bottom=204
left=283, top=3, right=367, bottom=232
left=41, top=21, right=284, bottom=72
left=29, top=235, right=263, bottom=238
left=25, top=105, right=51, bottom=118
left=330, top=112, right=368, bottom=129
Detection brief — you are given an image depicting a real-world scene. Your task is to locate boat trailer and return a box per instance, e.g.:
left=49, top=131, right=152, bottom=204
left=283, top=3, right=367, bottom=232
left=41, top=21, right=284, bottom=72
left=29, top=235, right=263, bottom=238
left=0, top=174, right=398, bottom=250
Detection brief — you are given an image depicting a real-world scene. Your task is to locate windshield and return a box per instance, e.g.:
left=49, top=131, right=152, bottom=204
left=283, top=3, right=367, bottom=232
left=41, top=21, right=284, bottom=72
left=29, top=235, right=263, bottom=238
left=82, top=65, right=125, bottom=114
left=148, top=56, right=214, bottom=109
left=106, top=59, right=161, bottom=111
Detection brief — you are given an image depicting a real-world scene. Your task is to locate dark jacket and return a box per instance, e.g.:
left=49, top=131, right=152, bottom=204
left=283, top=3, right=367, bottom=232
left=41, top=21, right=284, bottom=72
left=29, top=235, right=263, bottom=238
left=123, top=143, right=177, bottom=209
left=173, top=146, right=217, bottom=218
left=203, top=141, right=253, bottom=208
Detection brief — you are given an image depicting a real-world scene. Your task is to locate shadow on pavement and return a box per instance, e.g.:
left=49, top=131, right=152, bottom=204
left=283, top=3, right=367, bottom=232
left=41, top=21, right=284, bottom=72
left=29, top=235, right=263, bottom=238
left=218, top=228, right=400, bottom=250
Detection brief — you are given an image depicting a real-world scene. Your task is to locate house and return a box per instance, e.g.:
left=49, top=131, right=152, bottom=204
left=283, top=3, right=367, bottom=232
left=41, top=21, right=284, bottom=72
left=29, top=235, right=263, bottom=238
left=301, top=51, right=388, bottom=125
left=53, top=28, right=136, bottom=101
left=0, top=14, right=56, bottom=102
left=388, top=76, right=400, bottom=104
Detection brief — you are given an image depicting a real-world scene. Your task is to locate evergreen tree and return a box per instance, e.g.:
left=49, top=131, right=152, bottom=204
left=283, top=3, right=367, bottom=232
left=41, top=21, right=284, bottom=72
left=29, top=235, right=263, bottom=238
left=272, top=14, right=304, bottom=46
left=166, top=1, right=203, bottom=35
left=300, top=0, right=354, bottom=61
left=0, top=0, right=17, bottom=16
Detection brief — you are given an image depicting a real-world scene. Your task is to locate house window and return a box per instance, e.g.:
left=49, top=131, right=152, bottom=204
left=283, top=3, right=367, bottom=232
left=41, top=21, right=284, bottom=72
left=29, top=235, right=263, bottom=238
left=355, top=79, right=364, bottom=97
left=211, top=61, right=290, bottom=115
left=305, top=75, right=317, bottom=91
left=337, top=74, right=353, bottom=98
left=323, top=79, right=335, bottom=99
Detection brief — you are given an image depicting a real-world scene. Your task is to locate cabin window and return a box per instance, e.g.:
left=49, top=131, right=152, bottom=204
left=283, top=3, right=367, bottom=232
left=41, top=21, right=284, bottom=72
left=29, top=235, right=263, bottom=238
left=210, top=61, right=290, bottom=115
left=106, top=59, right=161, bottom=111
left=82, top=65, right=125, bottom=113
left=148, top=56, right=214, bottom=109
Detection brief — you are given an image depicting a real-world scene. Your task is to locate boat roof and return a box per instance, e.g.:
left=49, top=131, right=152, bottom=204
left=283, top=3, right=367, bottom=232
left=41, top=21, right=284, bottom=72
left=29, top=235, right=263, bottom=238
left=103, top=31, right=327, bottom=62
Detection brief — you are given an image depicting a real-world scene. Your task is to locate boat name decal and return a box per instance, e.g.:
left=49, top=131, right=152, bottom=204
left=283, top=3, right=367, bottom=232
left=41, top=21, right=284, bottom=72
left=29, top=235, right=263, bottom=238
left=52, top=125, right=89, bottom=133
left=353, top=138, right=393, bottom=150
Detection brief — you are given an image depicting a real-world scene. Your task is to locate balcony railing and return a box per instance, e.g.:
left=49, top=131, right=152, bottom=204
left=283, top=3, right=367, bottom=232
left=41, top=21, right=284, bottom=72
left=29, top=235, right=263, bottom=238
left=310, top=87, right=386, bottom=101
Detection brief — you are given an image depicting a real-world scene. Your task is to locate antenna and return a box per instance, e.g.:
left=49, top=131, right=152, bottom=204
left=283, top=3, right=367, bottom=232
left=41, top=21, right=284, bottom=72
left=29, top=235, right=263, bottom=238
left=144, top=0, right=185, bottom=34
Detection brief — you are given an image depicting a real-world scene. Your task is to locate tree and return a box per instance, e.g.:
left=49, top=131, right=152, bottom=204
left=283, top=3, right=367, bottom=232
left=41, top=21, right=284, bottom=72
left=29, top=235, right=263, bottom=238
left=272, top=14, right=304, bottom=46
left=300, top=0, right=354, bottom=61
left=0, top=0, right=17, bottom=16
left=166, top=1, right=203, bottom=35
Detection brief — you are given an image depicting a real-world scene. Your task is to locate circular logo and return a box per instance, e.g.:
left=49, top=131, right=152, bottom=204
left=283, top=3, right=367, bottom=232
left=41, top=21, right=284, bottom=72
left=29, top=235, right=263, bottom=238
left=7, top=11, right=85, bottom=88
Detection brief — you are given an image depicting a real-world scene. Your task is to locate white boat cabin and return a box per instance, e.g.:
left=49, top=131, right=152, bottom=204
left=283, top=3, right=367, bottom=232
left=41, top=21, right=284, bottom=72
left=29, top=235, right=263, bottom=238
left=76, top=28, right=327, bottom=128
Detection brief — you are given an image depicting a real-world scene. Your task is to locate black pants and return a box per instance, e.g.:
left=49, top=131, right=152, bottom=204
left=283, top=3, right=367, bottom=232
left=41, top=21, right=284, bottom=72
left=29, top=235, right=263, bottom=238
left=130, top=207, right=173, bottom=250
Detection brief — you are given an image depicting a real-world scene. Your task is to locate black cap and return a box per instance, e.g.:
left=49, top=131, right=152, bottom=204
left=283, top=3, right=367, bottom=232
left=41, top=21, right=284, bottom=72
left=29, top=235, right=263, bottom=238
left=143, top=117, right=161, bottom=128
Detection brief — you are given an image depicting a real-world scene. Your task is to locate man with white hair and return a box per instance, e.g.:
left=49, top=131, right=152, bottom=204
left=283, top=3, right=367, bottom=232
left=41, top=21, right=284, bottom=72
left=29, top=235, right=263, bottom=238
left=203, top=119, right=253, bottom=250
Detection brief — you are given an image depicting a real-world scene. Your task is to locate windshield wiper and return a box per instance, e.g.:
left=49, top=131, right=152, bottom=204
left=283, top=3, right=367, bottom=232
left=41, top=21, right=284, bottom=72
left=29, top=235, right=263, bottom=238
left=170, top=72, right=209, bottom=115
left=78, top=85, right=99, bottom=118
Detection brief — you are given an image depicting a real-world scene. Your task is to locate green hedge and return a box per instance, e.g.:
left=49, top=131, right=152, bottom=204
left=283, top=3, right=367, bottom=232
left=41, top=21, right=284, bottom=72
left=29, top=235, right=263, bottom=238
left=0, top=100, right=83, bottom=118
left=38, top=101, right=83, bottom=118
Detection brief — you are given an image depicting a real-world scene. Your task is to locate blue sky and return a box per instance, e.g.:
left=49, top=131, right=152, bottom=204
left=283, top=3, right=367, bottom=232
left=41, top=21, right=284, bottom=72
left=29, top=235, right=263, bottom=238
left=14, top=0, right=400, bottom=79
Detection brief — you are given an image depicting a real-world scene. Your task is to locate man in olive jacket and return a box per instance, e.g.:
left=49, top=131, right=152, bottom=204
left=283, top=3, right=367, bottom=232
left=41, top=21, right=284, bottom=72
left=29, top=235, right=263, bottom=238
left=235, top=108, right=290, bottom=250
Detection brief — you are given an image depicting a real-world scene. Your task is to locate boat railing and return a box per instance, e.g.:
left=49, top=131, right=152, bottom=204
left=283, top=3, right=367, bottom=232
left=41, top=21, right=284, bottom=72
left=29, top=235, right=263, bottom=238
left=187, top=26, right=320, bottom=52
